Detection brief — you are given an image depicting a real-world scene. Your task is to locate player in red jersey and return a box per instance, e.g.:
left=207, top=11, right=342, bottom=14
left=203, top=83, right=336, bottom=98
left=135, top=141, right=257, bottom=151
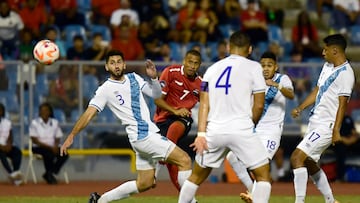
left=154, top=49, right=202, bottom=191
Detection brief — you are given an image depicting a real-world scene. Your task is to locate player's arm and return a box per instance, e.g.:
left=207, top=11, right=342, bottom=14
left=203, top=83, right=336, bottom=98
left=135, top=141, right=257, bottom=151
left=332, top=96, right=349, bottom=145
left=154, top=95, right=191, bottom=117
left=252, top=92, right=265, bottom=125
left=292, top=86, right=319, bottom=118
left=191, top=82, right=209, bottom=155
left=60, top=106, right=98, bottom=156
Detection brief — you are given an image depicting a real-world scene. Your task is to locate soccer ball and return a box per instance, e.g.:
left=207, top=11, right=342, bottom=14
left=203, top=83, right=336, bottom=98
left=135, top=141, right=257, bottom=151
left=33, top=39, right=60, bottom=65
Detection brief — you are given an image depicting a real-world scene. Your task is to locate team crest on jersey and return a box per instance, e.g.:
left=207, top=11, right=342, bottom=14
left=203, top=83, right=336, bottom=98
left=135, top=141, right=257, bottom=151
left=159, top=80, right=166, bottom=88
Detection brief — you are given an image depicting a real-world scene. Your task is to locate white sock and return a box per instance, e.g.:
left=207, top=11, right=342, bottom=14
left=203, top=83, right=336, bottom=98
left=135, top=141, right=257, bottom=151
left=178, top=170, right=192, bottom=187
left=251, top=180, right=257, bottom=194
left=178, top=180, right=198, bottom=203
left=99, top=180, right=139, bottom=203
left=252, top=181, right=271, bottom=203
left=310, top=170, right=335, bottom=203
left=293, top=167, right=308, bottom=203
left=154, top=161, right=162, bottom=180
left=226, top=151, right=253, bottom=191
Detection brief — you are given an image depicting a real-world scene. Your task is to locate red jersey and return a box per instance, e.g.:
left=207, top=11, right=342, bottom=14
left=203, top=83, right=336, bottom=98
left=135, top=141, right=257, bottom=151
left=154, top=65, right=202, bottom=123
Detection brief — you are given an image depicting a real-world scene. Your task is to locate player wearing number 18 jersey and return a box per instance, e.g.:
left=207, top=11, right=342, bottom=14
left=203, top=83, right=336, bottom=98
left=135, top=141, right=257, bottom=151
left=178, top=31, right=272, bottom=203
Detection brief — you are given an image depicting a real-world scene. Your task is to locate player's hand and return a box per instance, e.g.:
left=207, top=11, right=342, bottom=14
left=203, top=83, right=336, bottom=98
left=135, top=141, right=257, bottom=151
left=332, top=130, right=342, bottom=146
left=174, top=108, right=191, bottom=117
left=60, top=136, right=73, bottom=156
left=145, top=59, right=157, bottom=79
left=190, top=136, right=208, bottom=155
left=291, top=107, right=302, bottom=118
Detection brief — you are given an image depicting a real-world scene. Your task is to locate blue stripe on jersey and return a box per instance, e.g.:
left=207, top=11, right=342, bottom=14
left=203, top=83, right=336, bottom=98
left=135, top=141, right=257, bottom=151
left=128, top=73, right=149, bottom=140
left=261, top=74, right=282, bottom=118
left=310, top=66, right=347, bottom=115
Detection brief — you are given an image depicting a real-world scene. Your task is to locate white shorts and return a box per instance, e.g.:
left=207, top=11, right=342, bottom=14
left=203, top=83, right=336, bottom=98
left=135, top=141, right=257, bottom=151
left=297, top=124, right=332, bottom=162
left=195, top=128, right=269, bottom=170
left=131, top=133, right=176, bottom=170
left=255, top=125, right=282, bottom=159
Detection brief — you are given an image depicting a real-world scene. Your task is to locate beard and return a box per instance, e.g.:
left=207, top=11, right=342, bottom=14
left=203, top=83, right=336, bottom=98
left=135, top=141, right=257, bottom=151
left=109, top=68, right=125, bottom=80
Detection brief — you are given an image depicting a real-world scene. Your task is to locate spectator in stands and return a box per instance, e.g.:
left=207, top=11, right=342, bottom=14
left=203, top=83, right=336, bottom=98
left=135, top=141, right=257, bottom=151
left=211, top=39, right=228, bottom=62
left=262, top=3, right=284, bottom=28
left=175, top=0, right=198, bottom=44
left=154, top=43, right=175, bottom=64
left=0, top=0, right=24, bottom=59
left=332, top=0, right=360, bottom=34
left=283, top=48, right=312, bottom=100
left=193, top=0, right=222, bottom=45
left=137, top=21, right=162, bottom=59
left=0, top=103, right=23, bottom=186
left=147, top=0, right=171, bottom=42
left=240, top=0, right=268, bottom=46
left=19, top=0, right=48, bottom=39
left=315, top=0, right=334, bottom=20
left=110, top=0, right=139, bottom=30
left=85, top=33, right=111, bottom=61
left=29, top=102, right=69, bottom=184
left=47, top=66, right=79, bottom=118
left=84, top=33, right=111, bottom=79
left=111, top=25, right=144, bottom=61
left=291, top=10, right=322, bottom=60
left=221, top=0, right=241, bottom=31
left=332, top=115, right=360, bottom=182
left=66, top=35, right=87, bottom=60
left=48, top=0, right=85, bottom=30
left=18, top=28, right=34, bottom=62
left=44, top=26, right=66, bottom=59
left=91, top=0, right=120, bottom=26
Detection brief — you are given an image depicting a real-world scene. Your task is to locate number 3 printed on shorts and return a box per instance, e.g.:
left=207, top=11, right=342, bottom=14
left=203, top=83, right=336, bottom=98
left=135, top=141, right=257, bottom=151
left=308, top=131, right=320, bottom=142
left=215, top=66, right=232, bottom=95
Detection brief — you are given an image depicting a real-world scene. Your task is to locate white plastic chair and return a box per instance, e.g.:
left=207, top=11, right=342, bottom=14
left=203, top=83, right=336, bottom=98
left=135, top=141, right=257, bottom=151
left=25, top=138, right=69, bottom=184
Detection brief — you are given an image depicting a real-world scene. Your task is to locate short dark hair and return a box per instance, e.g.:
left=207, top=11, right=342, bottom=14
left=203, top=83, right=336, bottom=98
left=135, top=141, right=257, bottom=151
left=39, top=102, right=54, bottom=118
left=229, top=31, right=251, bottom=48
left=186, top=49, right=202, bottom=61
left=261, top=51, right=277, bottom=62
left=105, top=50, right=124, bottom=63
left=73, top=34, right=84, bottom=41
left=323, top=34, right=347, bottom=51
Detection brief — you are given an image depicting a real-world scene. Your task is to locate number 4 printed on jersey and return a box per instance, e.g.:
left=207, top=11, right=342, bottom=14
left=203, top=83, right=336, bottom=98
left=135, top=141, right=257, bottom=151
left=216, top=66, right=232, bottom=95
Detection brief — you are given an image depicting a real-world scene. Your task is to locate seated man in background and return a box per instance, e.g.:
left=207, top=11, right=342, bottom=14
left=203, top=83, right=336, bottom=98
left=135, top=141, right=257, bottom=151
left=0, top=103, right=23, bottom=185
left=29, top=102, right=69, bottom=184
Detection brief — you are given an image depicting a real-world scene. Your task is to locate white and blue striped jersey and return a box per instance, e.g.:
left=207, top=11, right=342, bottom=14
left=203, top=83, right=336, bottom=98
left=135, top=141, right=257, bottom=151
left=309, top=61, right=355, bottom=127
left=256, top=73, right=293, bottom=129
left=89, top=73, right=160, bottom=142
left=202, top=54, right=266, bottom=133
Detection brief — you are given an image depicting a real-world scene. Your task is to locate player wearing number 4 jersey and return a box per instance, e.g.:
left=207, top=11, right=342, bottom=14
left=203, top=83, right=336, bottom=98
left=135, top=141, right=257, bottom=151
left=178, top=31, right=272, bottom=203
left=60, top=50, right=193, bottom=203
left=226, top=51, right=294, bottom=203
left=291, top=34, right=355, bottom=203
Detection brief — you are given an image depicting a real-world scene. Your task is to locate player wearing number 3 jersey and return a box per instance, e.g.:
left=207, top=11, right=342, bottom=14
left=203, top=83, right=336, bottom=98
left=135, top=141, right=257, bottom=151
left=60, top=50, right=193, bottom=203
left=178, top=31, right=272, bottom=203
left=291, top=34, right=355, bottom=203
